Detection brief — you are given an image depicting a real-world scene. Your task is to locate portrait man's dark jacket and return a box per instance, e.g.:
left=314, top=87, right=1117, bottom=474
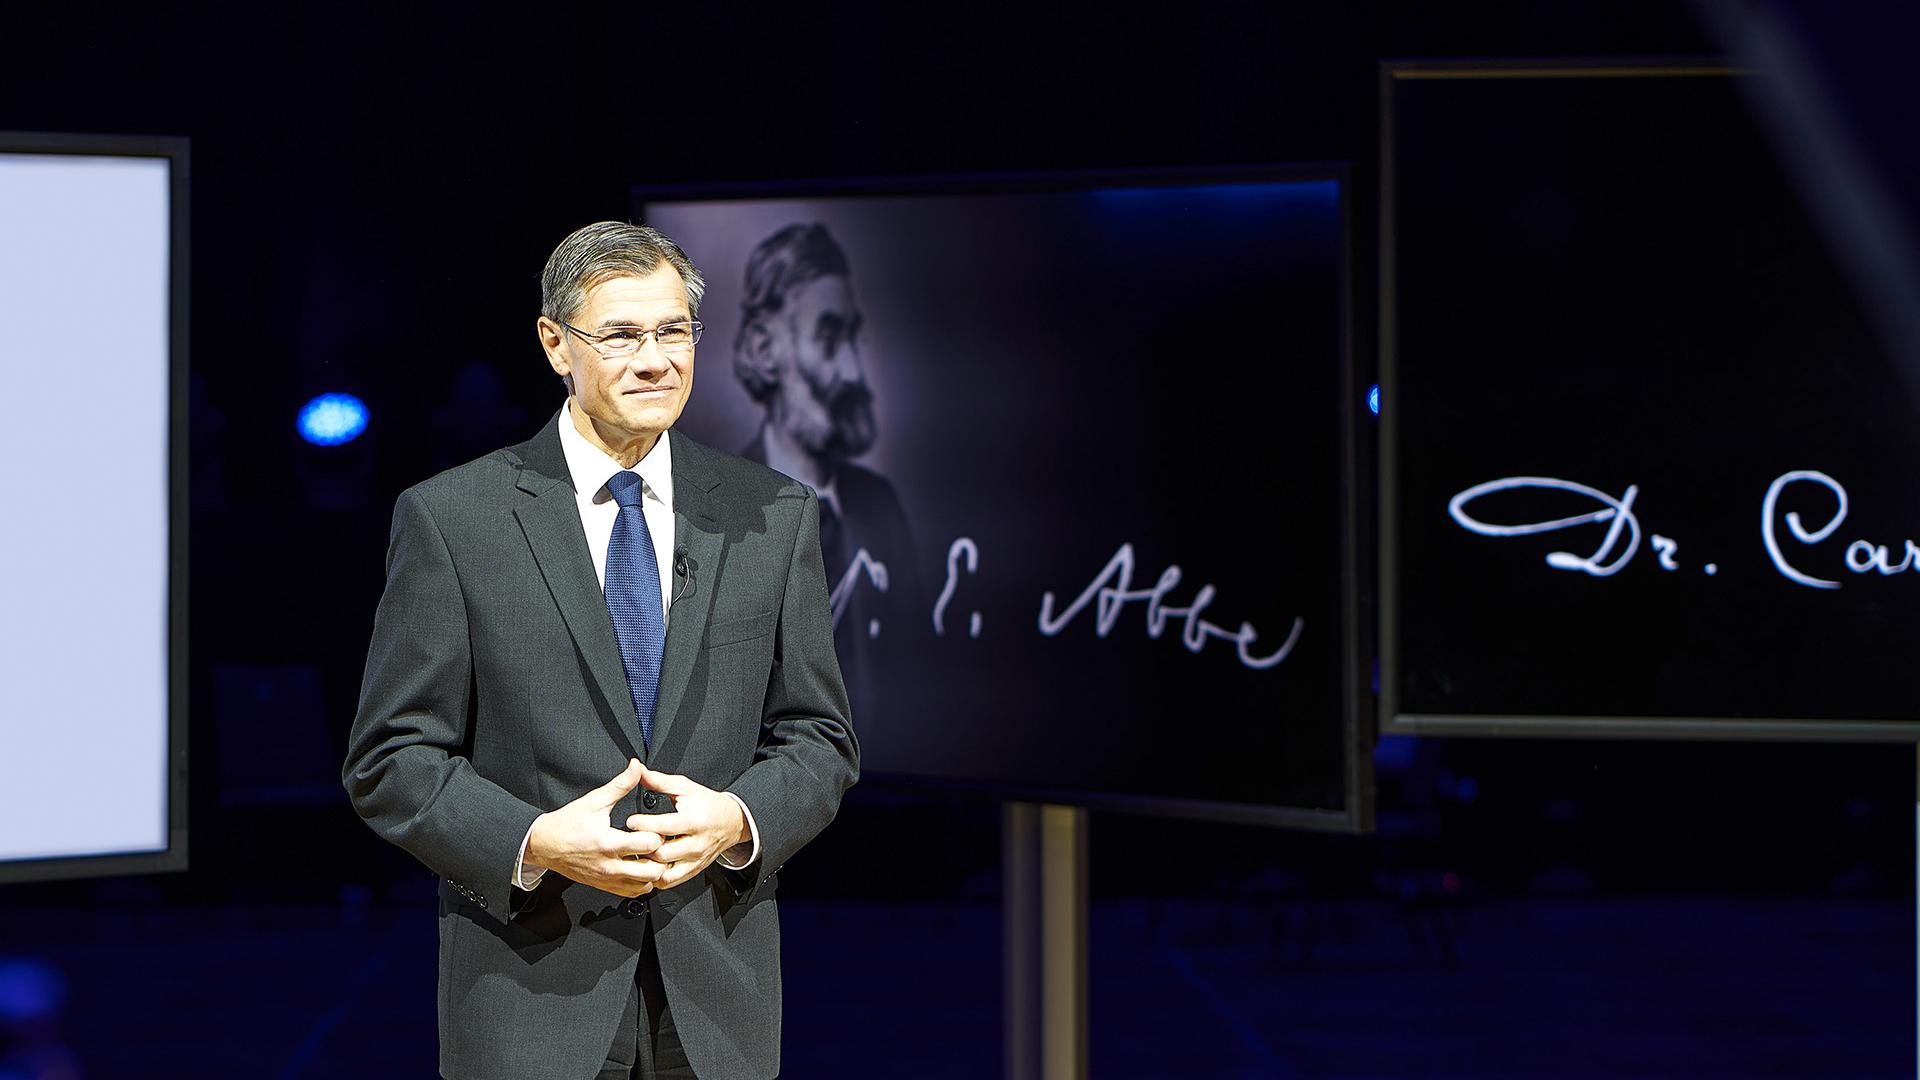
left=741, top=436, right=922, bottom=735
left=343, top=414, right=858, bottom=1080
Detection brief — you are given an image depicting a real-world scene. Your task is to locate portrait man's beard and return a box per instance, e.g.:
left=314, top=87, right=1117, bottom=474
left=787, top=376, right=879, bottom=461
left=817, top=381, right=878, bottom=460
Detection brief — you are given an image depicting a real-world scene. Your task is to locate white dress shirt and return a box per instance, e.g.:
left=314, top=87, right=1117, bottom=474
left=562, top=403, right=679, bottom=617
left=513, top=406, right=760, bottom=889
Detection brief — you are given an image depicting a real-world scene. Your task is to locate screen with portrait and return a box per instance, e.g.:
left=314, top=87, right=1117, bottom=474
left=641, top=172, right=1367, bottom=828
left=0, top=134, right=188, bottom=881
left=1382, top=66, right=1920, bottom=738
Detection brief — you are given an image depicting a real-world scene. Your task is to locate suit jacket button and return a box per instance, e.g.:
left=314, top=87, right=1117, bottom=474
left=622, top=897, right=648, bottom=918
left=642, top=792, right=660, bottom=810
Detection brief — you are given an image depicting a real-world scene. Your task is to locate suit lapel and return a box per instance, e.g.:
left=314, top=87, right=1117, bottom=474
left=511, top=419, right=648, bottom=760
left=651, top=430, right=725, bottom=758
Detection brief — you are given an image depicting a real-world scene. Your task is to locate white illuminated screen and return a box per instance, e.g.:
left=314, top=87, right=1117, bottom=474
left=0, top=152, right=171, bottom=863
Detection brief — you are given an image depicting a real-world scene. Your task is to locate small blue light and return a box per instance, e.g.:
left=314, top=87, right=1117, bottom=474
left=1368, top=384, right=1380, bottom=416
left=299, top=393, right=369, bottom=446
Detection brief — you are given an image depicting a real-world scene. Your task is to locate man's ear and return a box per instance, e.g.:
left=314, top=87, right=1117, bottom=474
left=737, top=319, right=780, bottom=385
left=537, top=317, right=571, bottom=382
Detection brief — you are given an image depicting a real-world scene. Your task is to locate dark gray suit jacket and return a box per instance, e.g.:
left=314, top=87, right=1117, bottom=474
left=343, top=416, right=858, bottom=1080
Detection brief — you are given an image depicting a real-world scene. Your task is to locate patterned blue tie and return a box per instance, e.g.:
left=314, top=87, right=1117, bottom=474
left=604, top=470, right=665, bottom=748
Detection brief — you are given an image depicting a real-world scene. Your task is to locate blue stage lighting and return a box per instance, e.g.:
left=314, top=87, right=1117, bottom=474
left=298, top=393, right=369, bottom=446
left=1368, top=383, right=1380, bottom=416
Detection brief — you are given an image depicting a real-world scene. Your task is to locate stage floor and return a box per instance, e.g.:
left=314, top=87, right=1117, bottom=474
left=3, top=894, right=1907, bottom=1077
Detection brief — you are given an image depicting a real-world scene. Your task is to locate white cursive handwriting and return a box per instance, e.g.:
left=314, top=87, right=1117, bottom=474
left=1759, top=470, right=1920, bottom=588
left=1036, top=543, right=1302, bottom=671
left=1761, top=470, right=1846, bottom=589
left=1448, top=476, right=1642, bottom=576
left=829, top=548, right=889, bottom=634
left=1453, top=469, right=1920, bottom=589
left=932, top=537, right=982, bottom=638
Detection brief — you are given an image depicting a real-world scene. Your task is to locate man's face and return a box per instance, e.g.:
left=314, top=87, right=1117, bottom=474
left=542, top=264, right=695, bottom=447
left=768, top=274, right=877, bottom=460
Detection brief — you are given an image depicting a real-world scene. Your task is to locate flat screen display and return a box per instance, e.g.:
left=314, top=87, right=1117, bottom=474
left=1381, top=66, right=1920, bottom=738
left=0, top=134, right=188, bottom=880
left=642, top=172, right=1368, bottom=827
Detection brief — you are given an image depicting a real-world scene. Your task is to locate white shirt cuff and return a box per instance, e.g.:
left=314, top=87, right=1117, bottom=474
left=717, top=792, right=761, bottom=870
left=514, top=820, right=546, bottom=891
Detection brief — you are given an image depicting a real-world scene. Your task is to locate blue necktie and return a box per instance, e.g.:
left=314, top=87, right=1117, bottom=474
left=604, top=470, right=666, bottom=748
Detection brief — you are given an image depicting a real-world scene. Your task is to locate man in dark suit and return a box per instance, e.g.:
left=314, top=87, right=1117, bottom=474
left=731, top=224, right=921, bottom=730
left=343, top=222, right=858, bottom=1079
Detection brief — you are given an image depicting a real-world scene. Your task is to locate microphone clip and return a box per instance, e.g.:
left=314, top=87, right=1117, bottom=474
left=671, top=547, right=695, bottom=605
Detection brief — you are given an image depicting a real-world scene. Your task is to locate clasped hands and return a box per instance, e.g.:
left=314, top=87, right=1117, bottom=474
left=525, top=759, right=748, bottom=898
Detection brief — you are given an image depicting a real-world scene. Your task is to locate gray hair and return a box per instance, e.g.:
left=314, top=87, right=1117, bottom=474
left=540, top=221, right=707, bottom=324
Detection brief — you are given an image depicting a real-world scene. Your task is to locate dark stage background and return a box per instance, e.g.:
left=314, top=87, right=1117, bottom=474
left=3, top=2, right=1918, bottom=1077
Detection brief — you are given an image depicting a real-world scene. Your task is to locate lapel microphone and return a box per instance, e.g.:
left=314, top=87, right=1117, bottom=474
left=672, top=547, right=695, bottom=605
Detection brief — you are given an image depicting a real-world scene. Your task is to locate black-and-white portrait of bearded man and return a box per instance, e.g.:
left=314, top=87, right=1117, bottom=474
left=733, top=222, right=922, bottom=730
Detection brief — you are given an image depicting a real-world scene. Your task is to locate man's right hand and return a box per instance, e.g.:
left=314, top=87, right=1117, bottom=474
left=524, top=759, right=666, bottom=898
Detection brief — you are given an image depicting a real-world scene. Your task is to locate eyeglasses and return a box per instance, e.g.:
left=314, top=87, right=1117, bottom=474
left=561, top=320, right=703, bottom=358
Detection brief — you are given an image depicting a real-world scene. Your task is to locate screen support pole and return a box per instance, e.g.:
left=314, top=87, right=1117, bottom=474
left=1004, top=802, right=1089, bottom=1080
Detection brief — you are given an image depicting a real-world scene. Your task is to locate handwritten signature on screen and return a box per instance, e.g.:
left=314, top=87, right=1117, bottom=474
left=830, top=536, right=1304, bottom=672
left=1448, top=470, right=1914, bottom=588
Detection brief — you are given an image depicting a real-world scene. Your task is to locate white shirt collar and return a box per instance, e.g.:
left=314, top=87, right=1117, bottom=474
left=556, top=403, right=675, bottom=510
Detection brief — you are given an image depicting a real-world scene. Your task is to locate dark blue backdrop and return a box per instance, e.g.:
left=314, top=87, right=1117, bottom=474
left=0, top=2, right=1915, bottom=1076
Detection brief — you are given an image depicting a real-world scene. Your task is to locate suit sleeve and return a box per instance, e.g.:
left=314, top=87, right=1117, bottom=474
left=342, top=488, right=544, bottom=922
left=725, top=490, right=860, bottom=892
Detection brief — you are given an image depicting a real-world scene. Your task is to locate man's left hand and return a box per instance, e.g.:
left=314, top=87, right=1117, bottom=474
left=625, top=766, right=749, bottom=889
